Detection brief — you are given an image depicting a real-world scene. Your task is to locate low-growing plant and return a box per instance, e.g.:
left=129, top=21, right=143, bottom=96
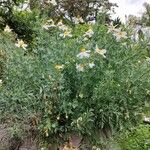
left=117, top=125, right=150, bottom=150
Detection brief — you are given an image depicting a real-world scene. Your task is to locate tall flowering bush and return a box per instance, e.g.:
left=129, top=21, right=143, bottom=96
left=0, top=20, right=150, bottom=148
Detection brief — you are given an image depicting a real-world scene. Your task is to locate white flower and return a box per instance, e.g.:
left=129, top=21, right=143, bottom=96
left=49, top=0, right=57, bottom=6
left=47, top=19, right=54, bottom=23
left=55, top=64, right=64, bottom=70
left=89, top=62, right=95, bottom=68
left=43, top=24, right=56, bottom=30
left=84, top=28, right=94, bottom=38
left=83, top=37, right=89, bottom=41
left=77, top=117, right=83, bottom=123
left=76, top=64, right=84, bottom=72
left=59, top=30, right=72, bottom=38
left=114, top=31, right=127, bottom=41
left=146, top=57, right=150, bottom=62
left=144, top=117, right=150, bottom=122
left=0, top=79, right=2, bottom=85
left=57, top=20, right=63, bottom=26
left=77, top=117, right=83, bottom=127
left=26, top=8, right=32, bottom=13
left=107, top=24, right=117, bottom=33
left=95, top=45, right=106, bottom=58
left=42, top=25, right=49, bottom=30
left=4, top=25, right=12, bottom=33
left=43, top=19, right=56, bottom=30
left=78, top=17, right=84, bottom=23
left=108, top=26, right=128, bottom=41
left=74, top=16, right=84, bottom=24
left=15, top=39, right=27, bottom=50
left=88, top=20, right=96, bottom=25
left=42, top=24, right=54, bottom=30
left=113, top=29, right=128, bottom=41
left=79, top=93, right=84, bottom=98
left=77, top=48, right=90, bottom=59
left=57, top=21, right=68, bottom=31
left=58, top=25, right=68, bottom=31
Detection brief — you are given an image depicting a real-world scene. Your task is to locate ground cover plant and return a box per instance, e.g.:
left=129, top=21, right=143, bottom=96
left=117, top=125, right=150, bottom=150
left=0, top=3, right=150, bottom=150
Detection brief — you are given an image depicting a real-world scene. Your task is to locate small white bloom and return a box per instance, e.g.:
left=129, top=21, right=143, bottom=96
left=84, top=28, right=94, bottom=38
left=49, top=0, right=57, bottom=6
left=95, top=45, right=107, bottom=58
left=42, top=20, right=55, bottom=30
left=15, top=39, right=27, bottom=50
left=47, top=19, right=54, bottom=23
left=83, top=37, right=89, bottom=41
left=77, top=117, right=83, bottom=122
left=89, top=62, right=95, bottom=68
left=42, top=24, right=53, bottom=30
left=144, top=117, right=150, bottom=122
left=26, top=8, right=32, bottom=13
left=49, top=23, right=55, bottom=28
left=58, top=25, right=68, bottom=31
left=113, top=29, right=128, bottom=41
left=78, top=17, right=84, bottom=23
left=0, top=79, right=2, bottom=85
left=59, top=30, right=72, bottom=38
left=66, top=115, right=68, bottom=119
left=79, top=93, right=84, bottom=98
left=146, top=57, right=150, bottom=62
left=55, top=64, right=64, bottom=70
left=42, top=25, right=49, bottom=30
left=46, top=19, right=56, bottom=27
left=107, top=24, right=117, bottom=33
left=88, top=20, right=96, bottom=25
left=4, top=25, right=12, bottom=33
left=74, top=16, right=84, bottom=24
left=76, top=64, right=84, bottom=72
left=57, top=20, right=63, bottom=26
left=57, top=20, right=69, bottom=31
left=77, top=49, right=90, bottom=59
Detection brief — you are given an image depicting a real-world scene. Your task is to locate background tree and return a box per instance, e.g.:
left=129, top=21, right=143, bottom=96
left=43, top=0, right=117, bottom=23
left=113, top=17, right=122, bottom=27
left=141, top=2, right=150, bottom=26
left=126, top=15, right=140, bottom=26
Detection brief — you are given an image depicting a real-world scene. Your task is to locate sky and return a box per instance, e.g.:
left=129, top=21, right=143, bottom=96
left=109, top=0, right=149, bottom=22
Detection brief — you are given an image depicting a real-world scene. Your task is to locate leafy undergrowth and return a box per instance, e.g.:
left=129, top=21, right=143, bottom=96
left=117, top=125, right=150, bottom=150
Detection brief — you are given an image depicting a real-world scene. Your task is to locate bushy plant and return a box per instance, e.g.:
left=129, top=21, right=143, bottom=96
left=117, top=125, right=150, bottom=150
left=0, top=19, right=150, bottom=148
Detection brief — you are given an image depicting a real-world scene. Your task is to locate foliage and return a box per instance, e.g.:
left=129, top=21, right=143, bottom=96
left=117, top=125, right=150, bottom=150
left=0, top=15, right=150, bottom=148
left=51, top=0, right=116, bottom=21
left=28, top=0, right=117, bottom=24
left=141, top=2, right=150, bottom=26
left=0, top=0, right=40, bottom=43
left=127, top=2, right=150, bottom=27
left=126, top=15, right=140, bottom=26
left=113, top=17, right=122, bottom=27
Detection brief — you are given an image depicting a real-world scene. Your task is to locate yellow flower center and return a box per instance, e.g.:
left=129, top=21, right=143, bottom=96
left=64, top=31, right=69, bottom=36
left=55, top=65, right=64, bottom=70
left=80, top=48, right=86, bottom=52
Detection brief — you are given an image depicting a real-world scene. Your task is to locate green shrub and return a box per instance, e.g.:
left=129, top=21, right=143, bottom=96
left=117, top=125, right=150, bottom=150
left=0, top=20, right=150, bottom=148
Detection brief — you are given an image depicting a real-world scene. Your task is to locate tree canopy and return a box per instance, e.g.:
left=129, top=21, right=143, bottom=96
left=141, top=2, right=150, bottom=26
